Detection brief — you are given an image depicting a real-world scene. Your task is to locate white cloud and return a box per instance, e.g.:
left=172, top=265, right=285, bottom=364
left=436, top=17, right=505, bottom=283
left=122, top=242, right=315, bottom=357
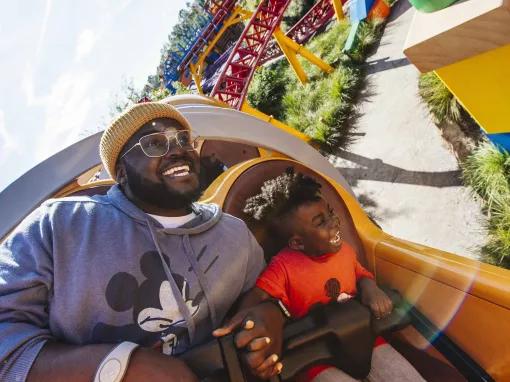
left=22, top=64, right=44, bottom=107
left=35, top=0, right=53, bottom=62
left=35, top=71, right=94, bottom=160
left=0, top=110, right=18, bottom=163
left=75, top=29, right=99, bottom=62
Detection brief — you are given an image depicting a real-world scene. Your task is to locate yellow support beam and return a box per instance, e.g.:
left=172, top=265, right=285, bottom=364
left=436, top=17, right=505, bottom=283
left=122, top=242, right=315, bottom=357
left=189, top=6, right=252, bottom=95
left=272, top=27, right=334, bottom=84
left=331, top=0, right=345, bottom=22
left=240, top=102, right=311, bottom=143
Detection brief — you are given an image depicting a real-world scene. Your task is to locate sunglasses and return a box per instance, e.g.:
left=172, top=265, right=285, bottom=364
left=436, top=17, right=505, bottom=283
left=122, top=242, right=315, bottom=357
left=121, top=130, right=199, bottom=159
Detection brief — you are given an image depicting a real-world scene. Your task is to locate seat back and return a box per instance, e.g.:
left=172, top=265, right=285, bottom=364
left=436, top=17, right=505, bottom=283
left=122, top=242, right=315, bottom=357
left=222, top=160, right=367, bottom=265
left=200, top=140, right=260, bottom=189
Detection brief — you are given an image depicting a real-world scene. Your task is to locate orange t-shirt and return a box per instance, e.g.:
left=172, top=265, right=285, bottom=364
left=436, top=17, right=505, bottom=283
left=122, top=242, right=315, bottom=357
left=256, top=243, right=373, bottom=318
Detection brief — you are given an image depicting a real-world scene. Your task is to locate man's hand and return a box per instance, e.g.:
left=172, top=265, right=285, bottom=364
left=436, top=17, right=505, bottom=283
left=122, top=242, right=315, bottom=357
left=213, top=301, right=285, bottom=380
left=27, top=342, right=198, bottom=382
left=358, top=278, right=393, bottom=319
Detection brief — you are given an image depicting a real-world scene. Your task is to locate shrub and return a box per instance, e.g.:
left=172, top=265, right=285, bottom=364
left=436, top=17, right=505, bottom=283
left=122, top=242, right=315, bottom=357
left=462, top=141, right=510, bottom=210
left=462, top=141, right=510, bottom=268
left=150, top=87, right=171, bottom=101
left=281, top=21, right=373, bottom=149
left=304, top=21, right=352, bottom=67
left=484, top=203, right=510, bottom=268
left=246, top=19, right=383, bottom=150
left=282, top=0, right=316, bottom=31
left=248, top=61, right=289, bottom=120
left=283, top=65, right=358, bottom=148
left=347, top=19, right=384, bottom=63
left=172, top=81, right=193, bottom=95
left=418, top=72, right=461, bottom=123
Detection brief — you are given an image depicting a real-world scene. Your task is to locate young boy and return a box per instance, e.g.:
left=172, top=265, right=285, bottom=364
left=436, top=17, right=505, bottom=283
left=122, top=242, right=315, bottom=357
left=242, top=168, right=425, bottom=382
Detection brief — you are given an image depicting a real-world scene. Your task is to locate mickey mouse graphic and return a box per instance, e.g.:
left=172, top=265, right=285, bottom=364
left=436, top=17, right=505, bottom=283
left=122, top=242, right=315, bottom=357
left=325, top=278, right=353, bottom=303
left=92, top=250, right=203, bottom=355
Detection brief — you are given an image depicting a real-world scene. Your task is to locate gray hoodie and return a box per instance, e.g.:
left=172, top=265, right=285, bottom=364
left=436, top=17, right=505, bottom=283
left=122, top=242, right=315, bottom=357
left=0, top=185, right=265, bottom=381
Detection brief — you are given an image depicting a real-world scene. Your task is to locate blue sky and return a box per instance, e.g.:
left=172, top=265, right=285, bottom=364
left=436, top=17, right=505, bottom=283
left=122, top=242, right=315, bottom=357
left=0, top=0, right=188, bottom=191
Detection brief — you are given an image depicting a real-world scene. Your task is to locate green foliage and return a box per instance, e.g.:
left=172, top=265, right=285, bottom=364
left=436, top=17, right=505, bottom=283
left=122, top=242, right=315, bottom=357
left=247, top=61, right=289, bottom=120
left=463, top=142, right=510, bottom=210
left=163, top=1, right=210, bottom=58
left=246, top=19, right=383, bottom=150
left=462, top=141, right=510, bottom=268
left=485, top=203, right=510, bottom=268
left=150, top=87, right=171, bottom=101
left=283, top=65, right=358, bottom=148
left=172, top=81, right=193, bottom=95
left=418, top=72, right=461, bottom=124
left=347, top=20, right=384, bottom=63
left=109, top=77, right=142, bottom=117
left=238, top=0, right=259, bottom=11
left=305, top=21, right=352, bottom=66
left=284, top=20, right=380, bottom=149
left=282, top=0, right=316, bottom=31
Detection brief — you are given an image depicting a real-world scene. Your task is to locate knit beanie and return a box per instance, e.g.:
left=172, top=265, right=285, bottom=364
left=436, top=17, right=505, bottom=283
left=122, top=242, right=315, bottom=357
left=100, top=102, right=192, bottom=179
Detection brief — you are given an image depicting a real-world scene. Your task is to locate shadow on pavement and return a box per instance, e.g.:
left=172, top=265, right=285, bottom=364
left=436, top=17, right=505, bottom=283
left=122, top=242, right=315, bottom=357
left=334, top=149, right=463, bottom=188
left=364, top=56, right=410, bottom=74
left=388, top=0, right=412, bottom=22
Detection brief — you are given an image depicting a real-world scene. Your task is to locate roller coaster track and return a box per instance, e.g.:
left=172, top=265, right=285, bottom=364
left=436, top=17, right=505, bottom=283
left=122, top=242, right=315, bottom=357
left=210, top=0, right=293, bottom=109
left=178, top=0, right=238, bottom=73
left=161, top=8, right=212, bottom=91
left=259, top=0, right=336, bottom=65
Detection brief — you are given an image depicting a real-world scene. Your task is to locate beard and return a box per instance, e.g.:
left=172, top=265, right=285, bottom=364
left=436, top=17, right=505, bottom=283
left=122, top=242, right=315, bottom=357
left=123, top=160, right=202, bottom=210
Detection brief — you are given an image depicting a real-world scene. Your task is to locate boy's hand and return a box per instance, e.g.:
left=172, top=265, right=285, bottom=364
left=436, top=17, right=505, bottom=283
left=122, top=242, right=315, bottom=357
left=212, top=302, right=285, bottom=380
left=358, top=278, right=393, bottom=319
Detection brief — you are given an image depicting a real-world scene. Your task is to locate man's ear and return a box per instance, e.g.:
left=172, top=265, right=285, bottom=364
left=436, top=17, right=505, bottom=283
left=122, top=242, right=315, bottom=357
left=115, top=160, right=127, bottom=185
left=288, top=235, right=304, bottom=251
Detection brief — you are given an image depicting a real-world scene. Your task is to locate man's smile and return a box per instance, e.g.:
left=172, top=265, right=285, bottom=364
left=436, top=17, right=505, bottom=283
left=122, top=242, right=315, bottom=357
left=160, top=161, right=196, bottom=180
left=162, top=164, right=191, bottom=178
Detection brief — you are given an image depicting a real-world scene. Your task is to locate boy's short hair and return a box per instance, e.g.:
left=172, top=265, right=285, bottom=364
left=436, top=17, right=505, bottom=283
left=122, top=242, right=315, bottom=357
left=243, top=168, right=322, bottom=238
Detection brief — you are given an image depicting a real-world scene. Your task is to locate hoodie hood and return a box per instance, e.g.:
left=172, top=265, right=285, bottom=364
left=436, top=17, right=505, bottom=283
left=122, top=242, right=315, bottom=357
left=105, top=184, right=222, bottom=234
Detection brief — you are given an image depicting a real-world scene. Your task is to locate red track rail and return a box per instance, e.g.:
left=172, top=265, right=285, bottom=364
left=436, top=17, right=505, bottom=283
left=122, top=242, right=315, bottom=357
left=259, top=0, right=336, bottom=65
left=205, top=0, right=228, bottom=15
left=211, top=0, right=293, bottom=109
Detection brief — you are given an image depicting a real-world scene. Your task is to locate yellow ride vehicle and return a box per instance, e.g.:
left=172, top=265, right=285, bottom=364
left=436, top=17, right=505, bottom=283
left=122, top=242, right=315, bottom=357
left=1, top=95, right=509, bottom=381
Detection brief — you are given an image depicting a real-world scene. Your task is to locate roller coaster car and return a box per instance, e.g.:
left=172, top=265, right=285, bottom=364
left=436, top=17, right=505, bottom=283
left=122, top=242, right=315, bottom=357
left=1, top=95, right=509, bottom=381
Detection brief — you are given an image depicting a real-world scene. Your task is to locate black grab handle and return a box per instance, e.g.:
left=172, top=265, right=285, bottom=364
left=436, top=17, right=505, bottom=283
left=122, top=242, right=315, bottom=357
left=276, top=287, right=411, bottom=381
left=194, top=288, right=411, bottom=382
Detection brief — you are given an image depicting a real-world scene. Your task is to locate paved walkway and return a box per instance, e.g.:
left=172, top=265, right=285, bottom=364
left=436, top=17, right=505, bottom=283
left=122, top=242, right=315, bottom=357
left=331, top=0, right=487, bottom=259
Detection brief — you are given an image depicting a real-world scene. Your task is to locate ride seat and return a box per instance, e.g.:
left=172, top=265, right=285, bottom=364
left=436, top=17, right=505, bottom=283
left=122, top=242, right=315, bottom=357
left=200, top=140, right=260, bottom=189
left=221, top=159, right=367, bottom=265
left=220, top=159, right=467, bottom=381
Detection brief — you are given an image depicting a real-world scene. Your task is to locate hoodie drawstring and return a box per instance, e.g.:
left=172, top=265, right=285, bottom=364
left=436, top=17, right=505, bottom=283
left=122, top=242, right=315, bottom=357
left=146, top=218, right=197, bottom=343
left=182, top=234, right=218, bottom=328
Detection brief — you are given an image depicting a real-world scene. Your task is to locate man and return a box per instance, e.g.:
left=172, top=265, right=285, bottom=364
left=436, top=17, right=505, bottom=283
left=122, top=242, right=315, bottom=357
left=0, top=102, right=284, bottom=381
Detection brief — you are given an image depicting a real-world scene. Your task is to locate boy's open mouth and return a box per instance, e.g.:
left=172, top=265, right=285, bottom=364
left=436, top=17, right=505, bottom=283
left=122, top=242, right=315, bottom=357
left=329, top=230, right=342, bottom=245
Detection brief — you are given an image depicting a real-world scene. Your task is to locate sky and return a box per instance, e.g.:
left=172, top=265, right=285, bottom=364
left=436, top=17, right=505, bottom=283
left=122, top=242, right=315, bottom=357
left=0, top=0, right=189, bottom=191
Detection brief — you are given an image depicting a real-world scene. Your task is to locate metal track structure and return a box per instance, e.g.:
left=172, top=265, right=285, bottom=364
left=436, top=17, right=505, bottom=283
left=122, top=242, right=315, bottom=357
left=259, top=0, right=339, bottom=65
left=161, top=9, right=212, bottom=92
left=210, top=0, right=293, bottom=109
left=178, top=0, right=238, bottom=75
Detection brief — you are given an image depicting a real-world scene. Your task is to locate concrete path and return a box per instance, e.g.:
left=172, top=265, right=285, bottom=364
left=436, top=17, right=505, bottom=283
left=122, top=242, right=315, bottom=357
left=331, top=0, right=487, bottom=259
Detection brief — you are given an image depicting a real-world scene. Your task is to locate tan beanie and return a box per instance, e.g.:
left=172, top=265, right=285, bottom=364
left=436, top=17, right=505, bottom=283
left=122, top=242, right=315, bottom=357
left=99, top=102, right=192, bottom=179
